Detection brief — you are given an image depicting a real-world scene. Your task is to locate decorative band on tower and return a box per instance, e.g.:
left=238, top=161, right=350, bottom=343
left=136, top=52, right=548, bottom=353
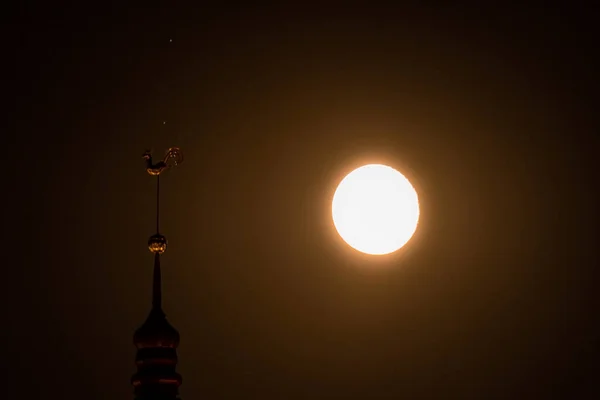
left=132, top=147, right=184, bottom=400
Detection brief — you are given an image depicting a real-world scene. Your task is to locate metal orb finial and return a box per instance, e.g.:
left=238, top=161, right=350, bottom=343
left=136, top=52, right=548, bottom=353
left=148, top=234, right=167, bottom=254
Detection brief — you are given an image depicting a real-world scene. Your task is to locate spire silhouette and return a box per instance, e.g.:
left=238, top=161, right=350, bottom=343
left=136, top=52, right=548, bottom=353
left=152, top=253, right=162, bottom=311
left=132, top=147, right=184, bottom=400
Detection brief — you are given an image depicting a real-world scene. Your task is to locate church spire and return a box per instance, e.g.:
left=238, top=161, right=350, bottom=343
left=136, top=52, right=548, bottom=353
left=132, top=147, right=184, bottom=400
left=152, top=253, right=162, bottom=310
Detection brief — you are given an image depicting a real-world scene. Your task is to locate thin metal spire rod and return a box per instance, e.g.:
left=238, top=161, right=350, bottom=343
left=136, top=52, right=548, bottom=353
left=156, top=175, right=160, bottom=234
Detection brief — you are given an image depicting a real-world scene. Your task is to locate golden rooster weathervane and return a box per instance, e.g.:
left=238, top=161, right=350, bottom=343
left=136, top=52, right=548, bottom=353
left=143, top=147, right=184, bottom=255
left=143, top=147, right=184, bottom=176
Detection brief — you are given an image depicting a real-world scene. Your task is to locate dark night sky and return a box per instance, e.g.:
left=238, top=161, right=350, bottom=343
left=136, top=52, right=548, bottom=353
left=4, top=4, right=599, bottom=399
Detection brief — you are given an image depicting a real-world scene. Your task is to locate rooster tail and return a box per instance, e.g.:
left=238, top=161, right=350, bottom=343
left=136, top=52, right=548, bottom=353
left=164, top=147, right=184, bottom=167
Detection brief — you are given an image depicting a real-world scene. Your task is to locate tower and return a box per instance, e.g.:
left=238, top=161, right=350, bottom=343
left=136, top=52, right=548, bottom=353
left=132, top=147, right=184, bottom=400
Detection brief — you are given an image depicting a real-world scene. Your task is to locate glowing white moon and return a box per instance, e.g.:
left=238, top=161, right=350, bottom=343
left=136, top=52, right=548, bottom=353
left=332, top=164, right=420, bottom=255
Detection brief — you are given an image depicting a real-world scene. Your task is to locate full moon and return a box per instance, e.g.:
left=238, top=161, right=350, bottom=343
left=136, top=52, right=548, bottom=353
left=332, top=164, right=420, bottom=255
